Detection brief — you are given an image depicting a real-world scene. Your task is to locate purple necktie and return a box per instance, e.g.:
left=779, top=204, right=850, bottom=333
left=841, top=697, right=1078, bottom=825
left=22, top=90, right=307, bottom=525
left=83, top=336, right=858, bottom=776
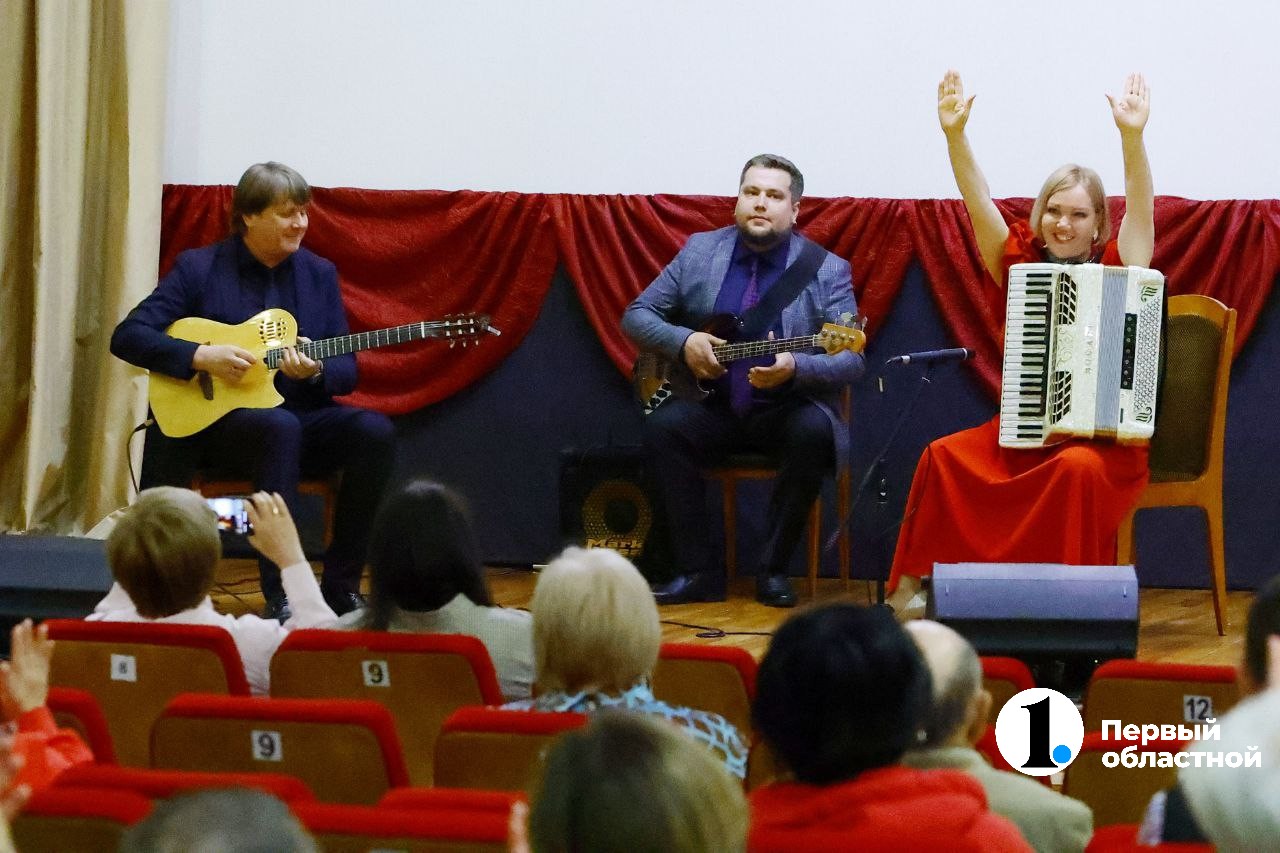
left=729, top=258, right=760, bottom=416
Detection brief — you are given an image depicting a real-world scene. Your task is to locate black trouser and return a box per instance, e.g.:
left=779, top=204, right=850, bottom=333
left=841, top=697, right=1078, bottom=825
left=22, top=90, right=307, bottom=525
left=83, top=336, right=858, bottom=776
left=642, top=396, right=833, bottom=579
left=140, top=404, right=396, bottom=600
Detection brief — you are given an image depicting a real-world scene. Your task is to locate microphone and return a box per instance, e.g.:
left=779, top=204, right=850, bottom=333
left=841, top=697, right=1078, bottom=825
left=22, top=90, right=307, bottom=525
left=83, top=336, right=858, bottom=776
left=885, top=347, right=973, bottom=366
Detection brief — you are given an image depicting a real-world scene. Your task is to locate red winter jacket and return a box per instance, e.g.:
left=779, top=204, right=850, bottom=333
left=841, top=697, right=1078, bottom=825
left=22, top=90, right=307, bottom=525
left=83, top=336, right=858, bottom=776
left=749, top=765, right=1032, bottom=852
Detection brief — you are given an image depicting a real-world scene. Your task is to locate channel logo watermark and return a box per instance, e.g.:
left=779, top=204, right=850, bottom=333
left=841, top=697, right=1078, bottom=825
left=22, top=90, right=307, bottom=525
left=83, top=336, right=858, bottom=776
left=994, top=688, right=1084, bottom=776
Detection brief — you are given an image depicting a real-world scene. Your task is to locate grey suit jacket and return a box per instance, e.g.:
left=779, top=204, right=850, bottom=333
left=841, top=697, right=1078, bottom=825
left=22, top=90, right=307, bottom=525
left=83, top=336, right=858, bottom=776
left=621, top=226, right=864, bottom=467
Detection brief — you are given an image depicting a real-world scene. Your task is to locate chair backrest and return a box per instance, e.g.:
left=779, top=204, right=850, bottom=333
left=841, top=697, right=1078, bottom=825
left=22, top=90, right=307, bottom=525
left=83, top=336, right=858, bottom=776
left=1082, top=659, right=1240, bottom=731
left=150, top=693, right=409, bottom=804
left=46, top=685, right=117, bottom=765
left=1084, top=823, right=1216, bottom=853
left=651, top=642, right=758, bottom=737
left=980, top=656, right=1035, bottom=724
left=1064, top=734, right=1185, bottom=827
left=379, top=787, right=521, bottom=813
left=433, top=707, right=587, bottom=792
left=293, top=801, right=509, bottom=853
left=269, top=629, right=503, bottom=786
left=44, top=619, right=250, bottom=766
left=53, top=763, right=315, bottom=803
left=1148, top=295, right=1235, bottom=482
left=10, top=787, right=152, bottom=853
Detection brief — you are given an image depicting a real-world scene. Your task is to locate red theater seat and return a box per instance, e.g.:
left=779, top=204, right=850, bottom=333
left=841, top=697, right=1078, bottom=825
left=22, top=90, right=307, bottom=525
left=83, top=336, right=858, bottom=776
left=433, top=707, right=587, bottom=792
left=10, top=787, right=152, bottom=853
left=45, top=619, right=249, bottom=766
left=46, top=686, right=117, bottom=765
left=270, top=629, right=503, bottom=785
left=652, top=642, right=757, bottom=737
left=150, top=693, right=408, bottom=804
left=54, top=763, right=314, bottom=803
left=294, top=801, right=509, bottom=852
left=1082, top=659, right=1239, bottom=730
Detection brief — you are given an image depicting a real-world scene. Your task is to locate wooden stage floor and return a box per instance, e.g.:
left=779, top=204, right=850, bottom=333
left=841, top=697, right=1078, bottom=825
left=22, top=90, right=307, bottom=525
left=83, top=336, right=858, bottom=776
left=211, top=559, right=1248, bottom=668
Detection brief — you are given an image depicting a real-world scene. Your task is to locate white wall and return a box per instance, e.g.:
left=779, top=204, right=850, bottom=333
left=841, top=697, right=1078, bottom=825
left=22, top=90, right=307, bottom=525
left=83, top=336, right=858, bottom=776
left=166, top=0, right=1279, bottom=200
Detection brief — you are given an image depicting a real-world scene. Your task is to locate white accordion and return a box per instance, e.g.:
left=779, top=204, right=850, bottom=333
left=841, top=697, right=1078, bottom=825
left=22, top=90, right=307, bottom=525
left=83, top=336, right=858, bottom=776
left=999, top=263, right=1165, bottom=449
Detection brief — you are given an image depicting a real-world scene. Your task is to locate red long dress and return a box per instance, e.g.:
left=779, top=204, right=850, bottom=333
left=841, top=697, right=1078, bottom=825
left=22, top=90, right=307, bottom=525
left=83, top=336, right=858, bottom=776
left=886, top=222, right=1150, bottom=592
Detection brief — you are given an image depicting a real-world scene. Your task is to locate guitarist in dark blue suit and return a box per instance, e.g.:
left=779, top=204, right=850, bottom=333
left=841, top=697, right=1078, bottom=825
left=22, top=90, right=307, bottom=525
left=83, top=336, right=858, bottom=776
left=622, top=154, right=863, bottom=607
left=111, top=162, right=394, bottom=621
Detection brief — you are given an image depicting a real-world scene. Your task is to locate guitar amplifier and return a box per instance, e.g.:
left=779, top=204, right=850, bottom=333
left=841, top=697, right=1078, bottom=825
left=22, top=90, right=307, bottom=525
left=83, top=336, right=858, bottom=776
left=559, top=447, right=674, bottom=582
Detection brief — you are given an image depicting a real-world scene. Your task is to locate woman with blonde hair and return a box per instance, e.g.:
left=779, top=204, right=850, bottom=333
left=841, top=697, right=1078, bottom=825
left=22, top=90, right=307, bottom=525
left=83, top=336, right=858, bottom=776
left=503, top=547, right=747, bottom=779
left=887, top=70, right=1155, bottom=615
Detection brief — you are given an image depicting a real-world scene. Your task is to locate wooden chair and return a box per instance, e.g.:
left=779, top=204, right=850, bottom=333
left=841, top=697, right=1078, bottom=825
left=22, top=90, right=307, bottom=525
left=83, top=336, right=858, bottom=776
left=46, top=686, right=117, bottom=765
left=150, top=693, right=409, bottom=804
left=980, top=656, right=1035, bottom=724
left=650, top=642, right=757, bottom=737
left=294, top=801, right=509, bottom=853
left=1081, top=659, right=1240, bottom=731
left=1117, top=295, right=1236, bottom=635
left=53, top=764, right=315, bottom=803
left=10, top=787, right=152, bottom=853
left=269, top=629, right=504, bottom=785
left=191, top=470, right=340, bottom=549
left=44, top=620, right=250, bottom=766
left=706, top=387, right=852, bottom=598
left=433, top=707, right=587, bottom=792
left=1063, top=734, right=1185, bottom=827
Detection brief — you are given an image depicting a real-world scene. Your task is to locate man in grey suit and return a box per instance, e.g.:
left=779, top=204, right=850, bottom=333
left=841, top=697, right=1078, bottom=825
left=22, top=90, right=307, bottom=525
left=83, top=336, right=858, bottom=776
left=904, top=620, right=1094, bottom=852
left=622, top=154, right=862, bottom=607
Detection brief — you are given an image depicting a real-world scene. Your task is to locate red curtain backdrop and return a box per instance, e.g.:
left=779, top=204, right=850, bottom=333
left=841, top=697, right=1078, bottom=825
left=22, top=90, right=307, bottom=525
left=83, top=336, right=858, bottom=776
left=159, top=187, right=1280, bottom=413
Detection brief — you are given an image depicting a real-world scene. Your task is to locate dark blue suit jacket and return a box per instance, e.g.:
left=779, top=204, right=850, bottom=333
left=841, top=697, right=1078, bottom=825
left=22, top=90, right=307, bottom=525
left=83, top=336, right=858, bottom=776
left=111, top=237, right=357, bottom=411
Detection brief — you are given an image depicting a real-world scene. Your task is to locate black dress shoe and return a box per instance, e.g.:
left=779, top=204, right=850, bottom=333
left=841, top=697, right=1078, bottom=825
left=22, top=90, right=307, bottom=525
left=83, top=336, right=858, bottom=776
left=322, top=587, right=367, bottom=617
left=652, top=573, right=727, bottom=605
left=756, top=574, right=797, bottom=608
left=263, top=596, right=292, bottom=623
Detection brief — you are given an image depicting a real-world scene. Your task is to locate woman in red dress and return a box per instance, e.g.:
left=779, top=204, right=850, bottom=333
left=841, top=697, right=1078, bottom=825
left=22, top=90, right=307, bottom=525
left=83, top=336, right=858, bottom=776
left=886, top=70, right=1154, bottom=616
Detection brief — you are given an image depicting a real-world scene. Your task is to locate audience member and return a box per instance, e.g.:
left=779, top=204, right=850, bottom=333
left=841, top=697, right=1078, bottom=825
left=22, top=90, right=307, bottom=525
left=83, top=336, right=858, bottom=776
left=0, top=707, right=30, bottom=853
left=502, top=547, right=747, bottom=778
left=119, top=787, right=317, bottom=853
left=338, top=480, right=534, bottom=700
left=1142, top=574, right=1280, bottom=848
left=903, top=620, right=1092, bottom=851
left=0, top=620, right=93, bottom=794
left=509, top=711, right=748, bottom=853
left=749, top=603, right=1030, bottom=851
left=89, top=486, right=336, bottom=695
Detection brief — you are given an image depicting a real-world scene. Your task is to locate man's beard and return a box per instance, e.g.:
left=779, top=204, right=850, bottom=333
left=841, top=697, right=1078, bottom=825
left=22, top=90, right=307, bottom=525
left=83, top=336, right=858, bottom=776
left=737, top=220, right=790, bottom=250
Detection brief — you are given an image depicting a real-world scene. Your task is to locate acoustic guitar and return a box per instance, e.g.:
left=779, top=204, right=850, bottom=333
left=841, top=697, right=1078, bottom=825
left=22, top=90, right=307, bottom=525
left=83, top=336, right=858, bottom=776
left=148, top=309, right=496, bottom=437
left=632, top=313, right=866, bottom=413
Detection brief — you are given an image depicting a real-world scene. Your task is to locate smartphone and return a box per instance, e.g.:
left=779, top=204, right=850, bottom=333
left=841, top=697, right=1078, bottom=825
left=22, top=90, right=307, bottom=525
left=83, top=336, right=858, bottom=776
left=207, top=496, right=254, bottom=535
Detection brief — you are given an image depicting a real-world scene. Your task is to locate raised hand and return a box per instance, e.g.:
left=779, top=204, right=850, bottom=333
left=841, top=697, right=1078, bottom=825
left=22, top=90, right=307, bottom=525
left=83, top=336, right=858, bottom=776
left=937, top=69, right=976, bottom=137
left=0, top=620, right=53, bottom=718
left=245, top=492, right=307, bottom=571
left=1106, top=72, right=1150, bottom=135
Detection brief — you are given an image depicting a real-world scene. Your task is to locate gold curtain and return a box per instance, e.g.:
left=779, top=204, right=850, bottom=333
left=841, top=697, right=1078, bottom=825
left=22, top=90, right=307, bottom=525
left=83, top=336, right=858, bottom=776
left=0, top=0, right=168, bottom=532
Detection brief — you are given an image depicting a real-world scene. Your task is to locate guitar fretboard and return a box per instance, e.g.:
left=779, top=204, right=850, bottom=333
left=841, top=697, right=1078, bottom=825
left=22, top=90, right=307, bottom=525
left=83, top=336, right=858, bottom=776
left=263, top=320, right=478, bottom=368
left=712, top=335, right=821, bottom=363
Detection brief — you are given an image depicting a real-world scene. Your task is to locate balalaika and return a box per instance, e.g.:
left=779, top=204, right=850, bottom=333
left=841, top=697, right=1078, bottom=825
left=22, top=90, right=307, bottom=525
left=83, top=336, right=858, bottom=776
left=999, top=263, right=1164, bottom=449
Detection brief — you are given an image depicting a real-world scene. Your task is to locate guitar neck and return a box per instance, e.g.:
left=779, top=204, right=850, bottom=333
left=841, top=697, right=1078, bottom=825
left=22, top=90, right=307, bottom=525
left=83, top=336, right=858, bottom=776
left=712, top=335, right=820, bottom=364
left=263, top=321, right=463, bottom=368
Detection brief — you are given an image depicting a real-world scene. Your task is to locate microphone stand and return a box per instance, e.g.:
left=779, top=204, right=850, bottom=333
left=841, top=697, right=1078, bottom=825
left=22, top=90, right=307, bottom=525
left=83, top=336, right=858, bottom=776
left=830, top=360, right=939, bottom=603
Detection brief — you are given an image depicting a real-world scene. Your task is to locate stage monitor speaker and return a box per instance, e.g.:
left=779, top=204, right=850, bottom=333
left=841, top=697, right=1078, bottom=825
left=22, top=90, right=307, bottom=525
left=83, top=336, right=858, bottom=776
left=559, top=446, right=674, bottom=583
left=927, top=562, right=1139, bottom=662
left=0, top=536, right=113, bottom=655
